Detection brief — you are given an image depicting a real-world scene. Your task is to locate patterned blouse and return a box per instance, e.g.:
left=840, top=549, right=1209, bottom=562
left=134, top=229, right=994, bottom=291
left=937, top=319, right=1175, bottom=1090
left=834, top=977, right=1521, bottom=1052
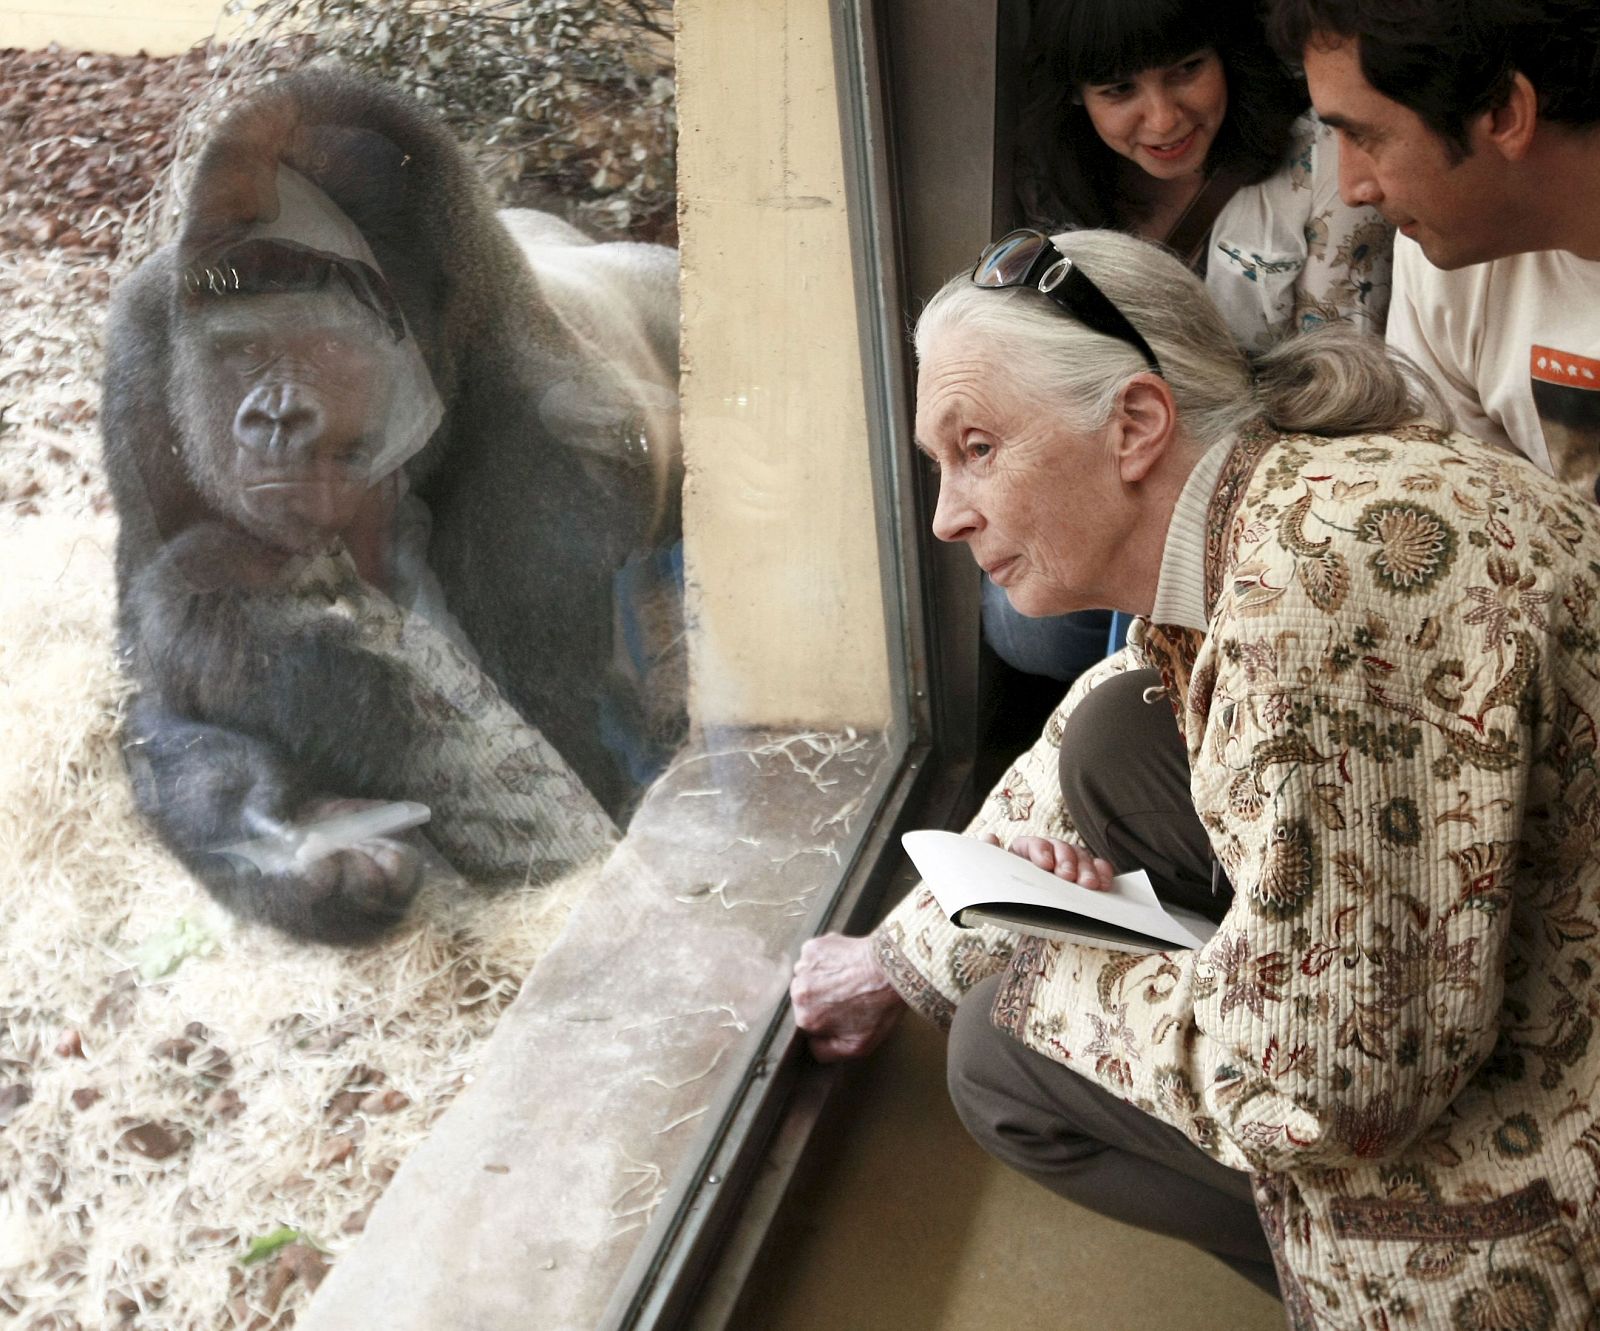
left=1208, top=113, right=1393, bottom=354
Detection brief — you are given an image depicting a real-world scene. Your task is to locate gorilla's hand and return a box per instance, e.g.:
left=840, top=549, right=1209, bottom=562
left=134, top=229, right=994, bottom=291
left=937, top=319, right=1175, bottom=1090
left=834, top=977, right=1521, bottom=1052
left=125, top=699, right=427, bottom=944
left=790, top=933, right=906, bottom=1063
left=264, top=797, right=426, bottom=941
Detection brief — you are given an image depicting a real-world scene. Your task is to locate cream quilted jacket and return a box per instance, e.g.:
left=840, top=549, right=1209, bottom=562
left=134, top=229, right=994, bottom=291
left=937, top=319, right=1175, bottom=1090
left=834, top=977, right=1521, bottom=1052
left=874, top=423, right=1600, bottom=1329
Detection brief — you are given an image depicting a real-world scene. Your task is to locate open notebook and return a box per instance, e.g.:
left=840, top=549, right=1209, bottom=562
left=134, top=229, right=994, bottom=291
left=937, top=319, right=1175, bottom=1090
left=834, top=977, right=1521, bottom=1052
left=902, top=830, right=1219, bottom=956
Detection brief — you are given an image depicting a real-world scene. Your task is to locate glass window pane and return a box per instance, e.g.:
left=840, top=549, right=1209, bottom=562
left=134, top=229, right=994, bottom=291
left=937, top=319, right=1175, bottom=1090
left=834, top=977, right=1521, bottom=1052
left=0, top=2, right=915, bottom=1327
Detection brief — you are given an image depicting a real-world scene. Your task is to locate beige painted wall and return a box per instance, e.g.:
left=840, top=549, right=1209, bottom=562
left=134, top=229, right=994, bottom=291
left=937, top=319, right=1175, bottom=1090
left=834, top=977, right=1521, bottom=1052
left=1, top=0, right=242, bottom=53
left=677, top=0, right=893, bottom=729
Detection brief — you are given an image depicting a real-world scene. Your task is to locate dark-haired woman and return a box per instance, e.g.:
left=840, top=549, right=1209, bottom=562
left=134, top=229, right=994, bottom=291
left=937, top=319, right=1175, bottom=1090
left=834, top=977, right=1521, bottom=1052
left=1018, top=0, right=1393, bottom=353
left=986, top=0, right=1395, bottom=690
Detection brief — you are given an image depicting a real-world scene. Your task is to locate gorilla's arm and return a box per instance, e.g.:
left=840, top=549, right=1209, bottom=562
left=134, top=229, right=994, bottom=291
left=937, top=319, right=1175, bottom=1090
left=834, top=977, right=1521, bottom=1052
left=123, top=524, right=418, bottom=781
left=122, top=695, right=421, bottom=944
left=110, top=576, right=431, bottom=945
left=102, top=256, right=433, bottom=943
left=120, top=524, right=434, bottom=942
left=101, top=253, right=201, bottom=585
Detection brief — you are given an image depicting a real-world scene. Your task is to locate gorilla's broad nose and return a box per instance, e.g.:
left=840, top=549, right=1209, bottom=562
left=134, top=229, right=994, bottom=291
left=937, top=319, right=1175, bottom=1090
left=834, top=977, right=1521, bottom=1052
left=234, top=383, right=324, bottom=455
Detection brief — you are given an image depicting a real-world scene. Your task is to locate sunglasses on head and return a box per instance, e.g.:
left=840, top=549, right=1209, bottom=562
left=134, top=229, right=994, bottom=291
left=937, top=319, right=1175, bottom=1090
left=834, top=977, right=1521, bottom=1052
left=971, top=229, right=1162, bottom=376
left=180, top=238, right=408, bottom=343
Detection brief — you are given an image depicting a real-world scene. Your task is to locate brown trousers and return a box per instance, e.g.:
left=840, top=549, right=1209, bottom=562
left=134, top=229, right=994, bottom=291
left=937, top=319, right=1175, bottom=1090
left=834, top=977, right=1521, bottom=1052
left=946, top=669, right=1280, bottom=1296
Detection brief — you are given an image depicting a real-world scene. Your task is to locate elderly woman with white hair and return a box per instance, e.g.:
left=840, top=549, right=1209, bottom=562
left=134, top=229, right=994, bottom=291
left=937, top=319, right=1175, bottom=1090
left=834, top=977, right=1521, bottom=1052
left=792, top=228, right=1600, bottom=1324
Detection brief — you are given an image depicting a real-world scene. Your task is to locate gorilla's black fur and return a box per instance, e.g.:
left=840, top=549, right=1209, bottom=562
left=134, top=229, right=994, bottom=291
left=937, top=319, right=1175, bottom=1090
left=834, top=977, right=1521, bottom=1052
left=103, top=68, right=681, bottom=943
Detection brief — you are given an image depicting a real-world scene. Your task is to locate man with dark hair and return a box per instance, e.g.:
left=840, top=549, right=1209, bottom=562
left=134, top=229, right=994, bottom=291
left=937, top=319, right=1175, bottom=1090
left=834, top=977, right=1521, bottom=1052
left=1266, top=0, right=1600, bottom=502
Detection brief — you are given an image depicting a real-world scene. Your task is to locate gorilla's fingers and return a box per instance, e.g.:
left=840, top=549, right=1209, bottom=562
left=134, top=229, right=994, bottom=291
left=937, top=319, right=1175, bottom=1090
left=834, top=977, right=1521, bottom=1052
left=274, top=840, right=422, bottom=943
left=336, top=839, right=424, bottom=917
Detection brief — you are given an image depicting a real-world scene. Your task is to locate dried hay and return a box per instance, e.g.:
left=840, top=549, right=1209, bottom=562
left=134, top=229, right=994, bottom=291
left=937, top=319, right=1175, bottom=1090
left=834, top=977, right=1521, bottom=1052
left=0, top=511, right=597, bottom=1331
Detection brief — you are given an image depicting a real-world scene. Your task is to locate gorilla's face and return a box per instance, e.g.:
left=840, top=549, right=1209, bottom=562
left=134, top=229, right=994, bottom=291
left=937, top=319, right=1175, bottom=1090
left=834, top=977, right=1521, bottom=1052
left=170, top=236, right=417, bottom=553
left=174, top=286, right=400, bottom=551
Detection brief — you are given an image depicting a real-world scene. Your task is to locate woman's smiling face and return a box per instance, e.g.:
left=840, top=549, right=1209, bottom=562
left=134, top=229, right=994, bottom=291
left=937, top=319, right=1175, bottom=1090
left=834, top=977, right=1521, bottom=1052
left=1080, top=48, right=1228, bottom=182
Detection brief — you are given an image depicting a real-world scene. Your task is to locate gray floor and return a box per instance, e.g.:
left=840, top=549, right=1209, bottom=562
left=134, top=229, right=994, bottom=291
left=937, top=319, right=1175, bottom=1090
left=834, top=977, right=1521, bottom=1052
left=743, top=1012, right=1286, bottom=1330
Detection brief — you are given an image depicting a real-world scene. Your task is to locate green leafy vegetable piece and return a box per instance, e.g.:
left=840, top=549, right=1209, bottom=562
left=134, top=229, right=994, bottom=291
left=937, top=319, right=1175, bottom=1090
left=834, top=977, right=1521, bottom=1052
left=131, top=916, right=217, bottom=980
left=240, top=1227, right=303, bottom=1265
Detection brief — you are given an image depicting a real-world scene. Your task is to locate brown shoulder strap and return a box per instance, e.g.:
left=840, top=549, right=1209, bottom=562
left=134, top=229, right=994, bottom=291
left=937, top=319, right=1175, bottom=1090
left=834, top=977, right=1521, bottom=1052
left=1163, top=169, right=1246, bottom=274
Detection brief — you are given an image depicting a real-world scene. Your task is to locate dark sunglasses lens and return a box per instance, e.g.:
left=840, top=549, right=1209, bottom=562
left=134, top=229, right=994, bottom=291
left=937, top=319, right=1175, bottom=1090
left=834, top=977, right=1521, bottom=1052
left=975, top=231, right=1049, bottom=288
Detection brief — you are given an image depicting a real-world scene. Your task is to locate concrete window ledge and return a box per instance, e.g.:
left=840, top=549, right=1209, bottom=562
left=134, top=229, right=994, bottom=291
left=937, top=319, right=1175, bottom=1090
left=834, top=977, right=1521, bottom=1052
left=298, top=726, right=892, bottom=1331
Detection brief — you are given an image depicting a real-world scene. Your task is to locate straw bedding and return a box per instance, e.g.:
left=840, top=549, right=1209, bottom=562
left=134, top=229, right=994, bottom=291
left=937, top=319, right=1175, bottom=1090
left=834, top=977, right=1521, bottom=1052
left=0, top=47, right=596, bottom=1331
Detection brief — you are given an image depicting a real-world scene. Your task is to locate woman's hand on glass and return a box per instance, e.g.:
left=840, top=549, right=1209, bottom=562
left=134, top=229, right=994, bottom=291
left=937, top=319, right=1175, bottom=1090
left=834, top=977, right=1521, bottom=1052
left=791, top=933, right=906, bottom=1063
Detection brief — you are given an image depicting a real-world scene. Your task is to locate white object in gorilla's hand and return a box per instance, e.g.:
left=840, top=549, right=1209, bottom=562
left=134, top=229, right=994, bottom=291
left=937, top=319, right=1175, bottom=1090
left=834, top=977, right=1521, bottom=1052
left=216, top=801, right=431, bottom=873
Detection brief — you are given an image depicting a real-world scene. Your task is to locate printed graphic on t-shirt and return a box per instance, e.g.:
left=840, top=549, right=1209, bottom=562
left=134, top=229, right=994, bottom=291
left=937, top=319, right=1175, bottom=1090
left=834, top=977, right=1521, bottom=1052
left=1531, top=345, right=1600, bottom=504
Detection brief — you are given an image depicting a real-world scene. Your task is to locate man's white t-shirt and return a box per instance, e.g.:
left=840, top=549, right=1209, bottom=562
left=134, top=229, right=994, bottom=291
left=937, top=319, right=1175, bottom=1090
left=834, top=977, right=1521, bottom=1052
left=1386, top=234, right=1600, bottom=504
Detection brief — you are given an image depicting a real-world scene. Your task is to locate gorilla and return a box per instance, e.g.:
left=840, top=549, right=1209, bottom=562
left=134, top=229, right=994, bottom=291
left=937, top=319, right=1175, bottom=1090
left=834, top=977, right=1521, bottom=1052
left=102, top=68, right=684, bottom=943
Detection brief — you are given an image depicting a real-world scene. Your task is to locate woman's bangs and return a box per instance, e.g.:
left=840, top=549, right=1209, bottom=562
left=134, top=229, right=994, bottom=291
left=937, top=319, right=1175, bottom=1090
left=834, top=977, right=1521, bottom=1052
left=1056, top=0, right=1215, bottom=88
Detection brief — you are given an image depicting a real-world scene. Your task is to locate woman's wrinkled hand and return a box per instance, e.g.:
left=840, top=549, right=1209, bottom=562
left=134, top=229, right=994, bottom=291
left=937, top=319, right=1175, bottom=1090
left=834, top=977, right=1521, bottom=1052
left=791, top=933, right=906, bottom=1063
left=981, top=832, right=1116, bottom=891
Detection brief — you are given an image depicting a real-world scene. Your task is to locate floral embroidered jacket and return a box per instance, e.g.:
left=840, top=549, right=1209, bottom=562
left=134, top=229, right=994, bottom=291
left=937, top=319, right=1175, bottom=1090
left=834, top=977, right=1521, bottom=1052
left=874, top=424, right=1600, bottom=1329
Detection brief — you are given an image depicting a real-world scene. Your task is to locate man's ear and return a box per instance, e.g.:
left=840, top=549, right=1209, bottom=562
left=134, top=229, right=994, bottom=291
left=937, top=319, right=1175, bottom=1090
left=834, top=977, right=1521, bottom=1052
left=1108, top=373, right=1176, bottom=484
left=1482, top=70, right=1538, bottom=162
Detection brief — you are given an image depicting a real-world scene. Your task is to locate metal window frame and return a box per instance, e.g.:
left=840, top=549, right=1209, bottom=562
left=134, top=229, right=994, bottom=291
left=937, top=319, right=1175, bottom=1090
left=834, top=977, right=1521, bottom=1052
left=598, top=2, right=1016, bottom=1325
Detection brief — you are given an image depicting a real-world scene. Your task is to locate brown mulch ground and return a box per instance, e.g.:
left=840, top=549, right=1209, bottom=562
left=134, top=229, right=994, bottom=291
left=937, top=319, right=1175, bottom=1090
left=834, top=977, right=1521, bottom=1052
left=0, top=44, right=221, bottom=261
